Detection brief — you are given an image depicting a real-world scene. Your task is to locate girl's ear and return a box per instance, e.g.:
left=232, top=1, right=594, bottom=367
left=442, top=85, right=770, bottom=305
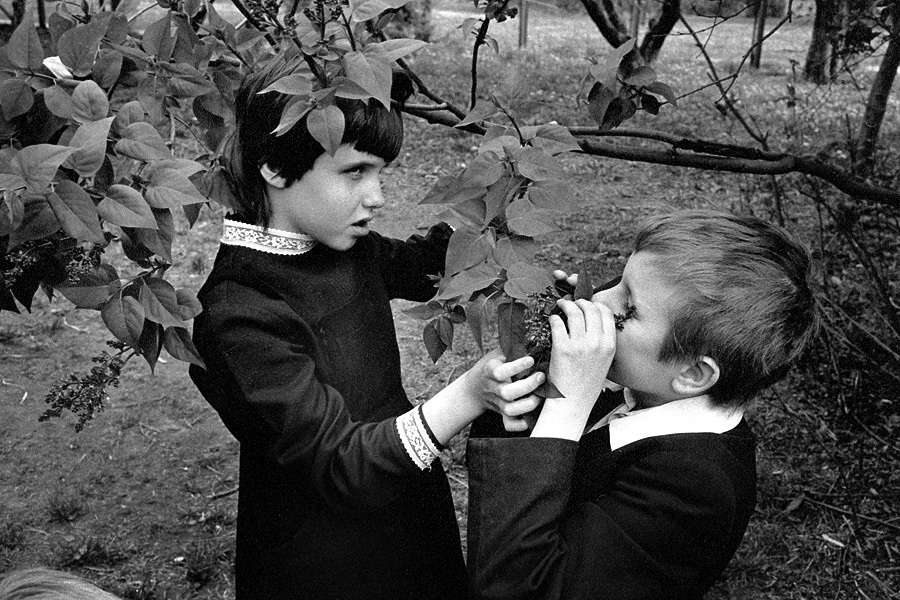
left=260, top=164, right=288, bottom=189
left=672, top=356, right=720, bottom=397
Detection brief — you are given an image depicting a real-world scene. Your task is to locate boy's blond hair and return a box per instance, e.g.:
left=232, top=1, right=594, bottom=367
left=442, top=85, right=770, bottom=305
left=0, top=568, right=121, bottom=600
left=633, top=210, right=819, bottom=406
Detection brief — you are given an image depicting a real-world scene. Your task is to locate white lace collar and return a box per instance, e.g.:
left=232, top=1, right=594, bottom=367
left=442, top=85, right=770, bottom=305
left=221, top=219, right=317, bottom=255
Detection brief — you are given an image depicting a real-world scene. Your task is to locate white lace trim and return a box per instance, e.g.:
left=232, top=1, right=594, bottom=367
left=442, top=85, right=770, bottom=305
left=396, top=407, right=440, bottom=471
left=221, top=219, right=317, bottom=255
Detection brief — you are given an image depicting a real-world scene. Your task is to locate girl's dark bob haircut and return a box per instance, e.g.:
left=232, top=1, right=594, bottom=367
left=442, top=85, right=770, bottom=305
left=226, top=53, right=414, bottom=228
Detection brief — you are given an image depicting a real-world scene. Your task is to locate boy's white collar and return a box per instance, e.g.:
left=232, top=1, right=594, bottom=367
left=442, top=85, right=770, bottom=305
left=221, top=219, right=317, bottom=255
left=591, top=387, right=745, bottom=451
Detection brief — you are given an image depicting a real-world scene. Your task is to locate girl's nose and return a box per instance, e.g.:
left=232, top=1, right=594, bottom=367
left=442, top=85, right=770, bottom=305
left=363, top=180, right=386, bottom=209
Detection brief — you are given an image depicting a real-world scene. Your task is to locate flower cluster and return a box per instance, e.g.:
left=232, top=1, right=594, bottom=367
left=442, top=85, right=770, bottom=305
left=523, top=285, right=637, bottom=353
left=41, top=341, right=129, bottom=432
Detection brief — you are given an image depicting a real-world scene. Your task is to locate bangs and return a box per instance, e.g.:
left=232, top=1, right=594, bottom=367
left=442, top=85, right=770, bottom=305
left=341, top=99, right=404, bottom=163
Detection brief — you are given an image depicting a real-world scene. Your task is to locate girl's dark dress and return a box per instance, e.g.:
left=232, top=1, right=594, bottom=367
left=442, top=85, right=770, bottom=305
left=189, top=222, right=467, bottom=599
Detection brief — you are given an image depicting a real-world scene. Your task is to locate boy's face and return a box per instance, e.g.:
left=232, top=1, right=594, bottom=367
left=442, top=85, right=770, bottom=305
left=591, top=251, right=685, bottom=408
left=267, top=144, right=387, bottom=251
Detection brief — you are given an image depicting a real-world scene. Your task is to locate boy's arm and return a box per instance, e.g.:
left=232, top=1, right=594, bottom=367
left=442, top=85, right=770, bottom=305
left=530, top=299, right=616, bottom=439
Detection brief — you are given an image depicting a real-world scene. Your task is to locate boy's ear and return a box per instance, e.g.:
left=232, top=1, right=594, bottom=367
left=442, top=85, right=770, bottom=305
left=260, top=164, right=288, bottom=189
left=672, top=356, right=720, bottom=397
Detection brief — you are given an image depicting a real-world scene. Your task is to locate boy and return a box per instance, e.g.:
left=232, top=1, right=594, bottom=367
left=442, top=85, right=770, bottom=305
left=466, top=210, right=819, bottom=599
left=188, top=54, right=541, bottom=599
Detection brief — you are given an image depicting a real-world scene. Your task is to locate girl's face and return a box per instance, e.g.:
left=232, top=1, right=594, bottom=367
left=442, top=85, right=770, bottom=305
left=591, top=252, right=686, bottom=408
left=266, top=145, right=387, bottom=251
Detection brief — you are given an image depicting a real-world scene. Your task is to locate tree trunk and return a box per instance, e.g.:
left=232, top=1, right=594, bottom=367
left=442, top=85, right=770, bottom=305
left=578, top=0, right=629, bottom=48
left=638, top=0, right=681, bottom=63
left=804, top=0, right=840, bottom=83
left=580, top=0, right=681, bottom=63
left=750, top=0, right=768, bottom=69
left=854, top=25, right=900, bottom=177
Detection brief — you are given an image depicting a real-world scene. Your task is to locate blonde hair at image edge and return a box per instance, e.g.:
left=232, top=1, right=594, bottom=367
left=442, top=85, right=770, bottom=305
left=0, top=568, right=122, bottom=600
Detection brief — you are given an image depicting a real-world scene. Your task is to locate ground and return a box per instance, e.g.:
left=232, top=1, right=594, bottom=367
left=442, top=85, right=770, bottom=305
left=1, top=2, right=899, bottom=599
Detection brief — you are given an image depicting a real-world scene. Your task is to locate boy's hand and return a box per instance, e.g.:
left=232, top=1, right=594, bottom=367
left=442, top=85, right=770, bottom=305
left=474, top=350, right=544, bottom=432
left=548, top=299, right=616, bottom=407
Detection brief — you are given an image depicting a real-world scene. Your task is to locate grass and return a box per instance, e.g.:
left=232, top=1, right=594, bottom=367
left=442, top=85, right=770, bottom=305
left=0, top=1, right=898, bottom=598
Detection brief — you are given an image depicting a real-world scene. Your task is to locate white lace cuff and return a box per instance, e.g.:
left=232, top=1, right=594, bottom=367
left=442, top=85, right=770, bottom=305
left=396, top=406, right=441, bottom=470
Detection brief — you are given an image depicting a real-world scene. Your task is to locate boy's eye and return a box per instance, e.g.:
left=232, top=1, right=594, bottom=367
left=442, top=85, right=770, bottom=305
left=613, top=303, right=636, bottom=330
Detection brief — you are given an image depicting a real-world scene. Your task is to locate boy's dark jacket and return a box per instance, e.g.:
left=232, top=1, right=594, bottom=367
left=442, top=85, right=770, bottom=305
left=190, top=224, right=467, bottom=599
left=467, top=391, right=757, bottom=600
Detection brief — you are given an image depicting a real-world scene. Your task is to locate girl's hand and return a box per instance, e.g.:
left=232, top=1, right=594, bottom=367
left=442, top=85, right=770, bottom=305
left=548, top=299, right=616, bottom=404
left=473, top=350, right=544, bottom=432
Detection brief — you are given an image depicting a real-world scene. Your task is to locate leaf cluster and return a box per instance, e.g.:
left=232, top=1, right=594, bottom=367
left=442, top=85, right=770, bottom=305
left=579, top=38, right=677, bottom=130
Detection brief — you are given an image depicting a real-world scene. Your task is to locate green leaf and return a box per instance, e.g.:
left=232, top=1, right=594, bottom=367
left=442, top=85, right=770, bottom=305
left=515, top=147, right=563, bottom=181
left=306, top=105, right=345, bottom=156
left=504, top=263, right=552, bottom=299
left=175, top=288, right=203, bottom=320
left=112, top=101, right=146, bottom=135
left=261, top=74, right=315, bottom=96
left=497, top=300, right=529, bottom=362
left=594, top=38, right=635, bottom=91
left=9, top=145, right=76, bottom=194
left=437, top=315, right=454, bottom=348
left=272, top=96, right=314, bottom=136
left=464, top=151, right=505, bottom=187
left=645, top=81, right=678, bottom=107
left=43, top=85, right=74, bottom=119
left=92, top=49, right=123, bottom=89
left=101, top=293, right=144, bottom=347
left=624, top=65, right=657, bottom=87
left=446, top=227, right=494, bottom=275
left=163, top=326, right=206, bottom=368
left=57, top=19, right=108, bottom=78
left=364, top=38, right=429, bottom=62
left=7, top=195, right=60, bottom=248
left=421, top=173, right=486, bottom=206
left=128, top=209, right=174, bottom=262
left=423, top=318, right=448, bottom=363
left=574, top=263, right=594, bottom=301
left=64, top=116, right=114, bottom=177
left=493, top=235, right=537, bottom=268
left=140, top=277, right=187, bottom=328
left=343, top=51, right=392, bottom=109
left=143, top=13, right=174, bottom=61
left=144, top=168, right=206, bottom=209
left=137, top=319, right=163, bottom=372
left=456, top=100, right=501, bottom=128
left=435, top=260, right=499, bottom=301
left=71, top=80, right=109, bottom=123
left=641, top=94, right=661, bottom=115
left=600, top=96, right=637, bottom=131
left=587, top=81, right=615, bottom=127
left=351, top=0, right=393, bottom=22
left=527, top=180, right=575, bottom=211
left=403, top=300, right=445, bottom=322
left=0, top=191, right=25, bottom=236
left=530, top=123, right=582, bottom=156
left=115, top=122, right=173, bottom=161
left=48, top=180, right=105, bottom=243
left=6, top=18, right=45, bottom=70
left=506, top=199, right=557, bottom=237
left=0, top=78, right=34, bottom=121
left=98, top=185, right=158, bottom=229
left=56, top=281, right=116, bottom=309
left=465, top=294, right=490, bottom=353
